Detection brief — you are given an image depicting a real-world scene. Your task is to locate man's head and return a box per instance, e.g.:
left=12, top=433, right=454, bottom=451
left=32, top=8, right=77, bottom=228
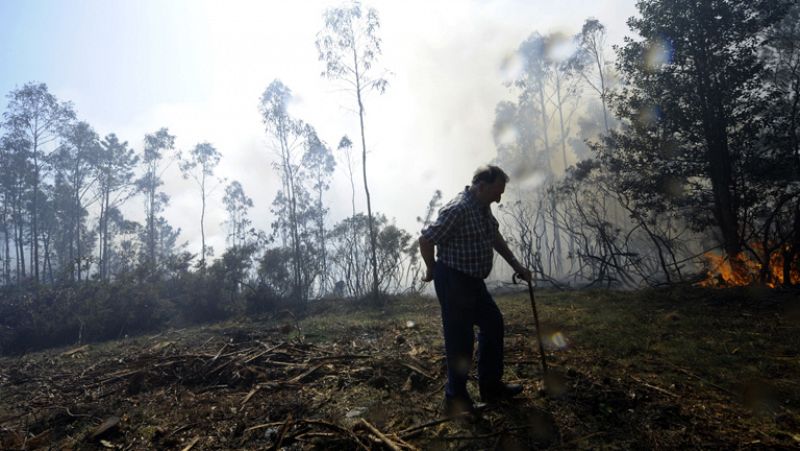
left=470, top=165, right=509, bottom=206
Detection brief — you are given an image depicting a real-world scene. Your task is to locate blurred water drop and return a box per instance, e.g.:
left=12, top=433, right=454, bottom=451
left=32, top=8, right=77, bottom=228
left=544, top=30, right=577, bottom=63
left=497, top=124, right=519, bottom=146
left=453, top=356, right=470, bottom=375
left=516, top=169, right=546, bottom=191
left=548, top=331, right=569, bottom=349
left=500, top=52, right=525, bottom=84
left=645, top=38, right=673, bottom=71
left=637, top=104, right=661, bottom=126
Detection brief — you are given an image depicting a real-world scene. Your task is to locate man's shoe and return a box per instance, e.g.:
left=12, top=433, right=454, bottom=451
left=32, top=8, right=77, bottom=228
left=443, top=395, right=477, bottom=417
left=480, top=382, right=524, bottom=403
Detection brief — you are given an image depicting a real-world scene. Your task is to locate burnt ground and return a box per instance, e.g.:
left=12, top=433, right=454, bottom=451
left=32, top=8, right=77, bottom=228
left=1, top=287, right=799, bottom=450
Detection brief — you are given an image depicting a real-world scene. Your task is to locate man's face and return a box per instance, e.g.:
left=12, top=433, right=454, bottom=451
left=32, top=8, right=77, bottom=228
left=481, top=179, right=506, bottom=204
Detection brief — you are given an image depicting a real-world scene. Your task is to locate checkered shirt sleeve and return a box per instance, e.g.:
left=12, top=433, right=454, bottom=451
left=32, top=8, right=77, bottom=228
left=421, top=202, right=463, bottom=245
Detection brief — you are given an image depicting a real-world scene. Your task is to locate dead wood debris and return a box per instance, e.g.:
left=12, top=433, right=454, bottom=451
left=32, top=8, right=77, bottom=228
left=1, top=293, right=799, bottom=450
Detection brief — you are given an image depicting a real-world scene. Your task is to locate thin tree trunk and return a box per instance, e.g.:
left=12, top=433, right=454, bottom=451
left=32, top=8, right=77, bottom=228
left=43, top=233, right=53, bottom=283
left=318, top=184, right=327, bottom=295
left=555, top=73, right=569, bottom=173
left=200, top=172, right=206, bottom=267
left=353, top=48, right=380, bottom=301
left=102, top=188, right=110, bottom=280
left=536, top=83, right=563, bottom=274
left=691, top=9, right=741, bottom=259
left=555, top=72, right=577, bottom=266
left=148, top=163, right=157, bottom=269
left=32, top=133, right=39, bottom=283
left=74, top=161, right=81, bottom=281
left=2, top=200, right=9, bottom=284
left=347, top=153, right=361, bottom=297
left=14, top=193, right=25, bottom=280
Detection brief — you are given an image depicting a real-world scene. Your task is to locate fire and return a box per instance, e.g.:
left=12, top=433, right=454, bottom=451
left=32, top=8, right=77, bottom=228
left=699, top=244, right=799, bottom=288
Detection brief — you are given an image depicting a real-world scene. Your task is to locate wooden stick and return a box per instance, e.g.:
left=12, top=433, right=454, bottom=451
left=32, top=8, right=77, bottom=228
left=288, top=364, right=323, bottom=383
left=400, top=362, right=433, bottom=380
left=244, top=342, right=285, bottom=363
left=61, top=344, right=89, bottom=356
left=399, top=409, right=480, bottom=439
left=299, top=419, right=370, bottom=451
left=629, top=375, right=679, bottom=398
left=180, top=436, right=200, bottom=451
left=211, top=343, right=228, bottom=361
left=268, top=415, right=292, bottom=451
left=359, top=419, right=402, bottom=451
left=243, top=421, right=285, bottom=433
left=389, top=433, right=421, bottom=451
left=241, top=386, right=260, bottom=406
left=308, top=354, right=372, bottom=362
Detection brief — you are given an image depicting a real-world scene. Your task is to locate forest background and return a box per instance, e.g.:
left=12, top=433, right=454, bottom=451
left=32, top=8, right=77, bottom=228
left=0, top=0, right=797, bottom=354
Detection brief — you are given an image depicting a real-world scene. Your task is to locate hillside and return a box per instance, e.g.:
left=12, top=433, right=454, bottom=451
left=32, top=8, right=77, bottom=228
left=1, top=288, right=799, bottom=449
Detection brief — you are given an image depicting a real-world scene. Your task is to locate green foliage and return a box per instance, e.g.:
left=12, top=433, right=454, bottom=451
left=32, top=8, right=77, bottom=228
left=606, top=0, right=793, bottom=258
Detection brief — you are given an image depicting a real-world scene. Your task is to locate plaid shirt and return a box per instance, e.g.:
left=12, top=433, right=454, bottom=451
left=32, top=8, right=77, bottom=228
left=421, top=187, right=499, bottom=279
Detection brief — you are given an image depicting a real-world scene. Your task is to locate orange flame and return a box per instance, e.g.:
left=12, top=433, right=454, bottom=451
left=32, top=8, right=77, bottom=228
left=699, top=244, right=799, bottom=288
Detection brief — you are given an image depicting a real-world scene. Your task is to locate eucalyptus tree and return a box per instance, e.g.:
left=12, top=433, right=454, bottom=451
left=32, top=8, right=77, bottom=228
left=138, top=128, right=176, bottom=271
left=2, top=82, right=75, bottom=282
left=336, top=135, right=363, bottom=296
left=259, top=79, right=312, bottom=302
left=179, top=142, right=222, bottom=268
left=96, top=133, right=138, bottom=280
left=510, top=33, right=571, bottom=273
left=514, top=34, right=555, bottom=176
left=0, top=131, right=30, bottom=282
left=572, top=19, right=613, bottom=134
left=222, top=180, right=253, bottom=248
left=53, top=121, right=101, bottom=280
left=316, top=1, right=388, bottom=300
left=302, top=131, right=335, bottom=294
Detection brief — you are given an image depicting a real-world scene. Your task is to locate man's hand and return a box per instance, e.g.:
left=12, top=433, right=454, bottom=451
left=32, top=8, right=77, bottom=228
left=422, top=266, right=434, bottom=283
left=418, top=236, right=436, bottom=283
left=513, top=264, right=532, bottom=283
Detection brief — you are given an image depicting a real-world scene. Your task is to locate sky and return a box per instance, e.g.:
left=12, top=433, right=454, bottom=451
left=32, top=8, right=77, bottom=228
left=0, top=0, right=639, bottom=259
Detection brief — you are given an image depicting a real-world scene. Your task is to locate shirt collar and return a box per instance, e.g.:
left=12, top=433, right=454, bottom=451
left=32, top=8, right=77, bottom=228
left=463, top=186, right=485, bottom=210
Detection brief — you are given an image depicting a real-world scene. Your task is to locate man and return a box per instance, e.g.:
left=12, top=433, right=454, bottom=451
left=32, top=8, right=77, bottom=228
left=419, top=164, right=533, bottom=416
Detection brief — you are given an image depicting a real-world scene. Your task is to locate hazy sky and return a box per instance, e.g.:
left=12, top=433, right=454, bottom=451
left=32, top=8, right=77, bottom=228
left=0, top=0, right=639, bottom=258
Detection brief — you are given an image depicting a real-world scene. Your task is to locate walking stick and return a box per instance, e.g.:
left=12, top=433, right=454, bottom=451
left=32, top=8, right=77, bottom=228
left=513, top=273, right=548, bottom=378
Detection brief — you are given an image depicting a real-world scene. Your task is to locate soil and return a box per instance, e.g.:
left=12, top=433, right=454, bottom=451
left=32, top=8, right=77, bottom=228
left=1, top=287, right=799, bottom=449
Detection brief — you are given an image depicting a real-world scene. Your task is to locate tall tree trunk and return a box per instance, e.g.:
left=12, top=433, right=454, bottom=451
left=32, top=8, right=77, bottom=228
left=537, top=83, right=563, bottom=274
left=555, top=72, right=569, bottom=173
left=74, top=162, right=81, bottom=281
left=549, top=189, right=563, bottom=274
left=200, top=172, right=206, bottom=267
left=537, top=83, right=554, bottom=175
left=353, top=49, right=380, bottom=301
left=14, top=193, right=25, bottom=280
left=99, top=187, right=107, bottom=280
left=280, top=127, right=303, bottom=302
left=148, top=165, right=157, bottom=269
left=32, top=134, right=39, bottom=283
left=691, top=5, right=741, bottom=259
left=347, top=155, right=361, bottom=297
left=555, top=72, right=577, bottom=268
left=2, top=201, right=9, bottom=284
left=43, top=233, right=53, bottom=283
left=317, top=185, right=327, bottom=295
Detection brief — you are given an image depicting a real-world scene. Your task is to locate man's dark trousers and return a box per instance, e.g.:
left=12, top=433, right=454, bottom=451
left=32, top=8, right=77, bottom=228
left=433, top=261, right=504, bottom=400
